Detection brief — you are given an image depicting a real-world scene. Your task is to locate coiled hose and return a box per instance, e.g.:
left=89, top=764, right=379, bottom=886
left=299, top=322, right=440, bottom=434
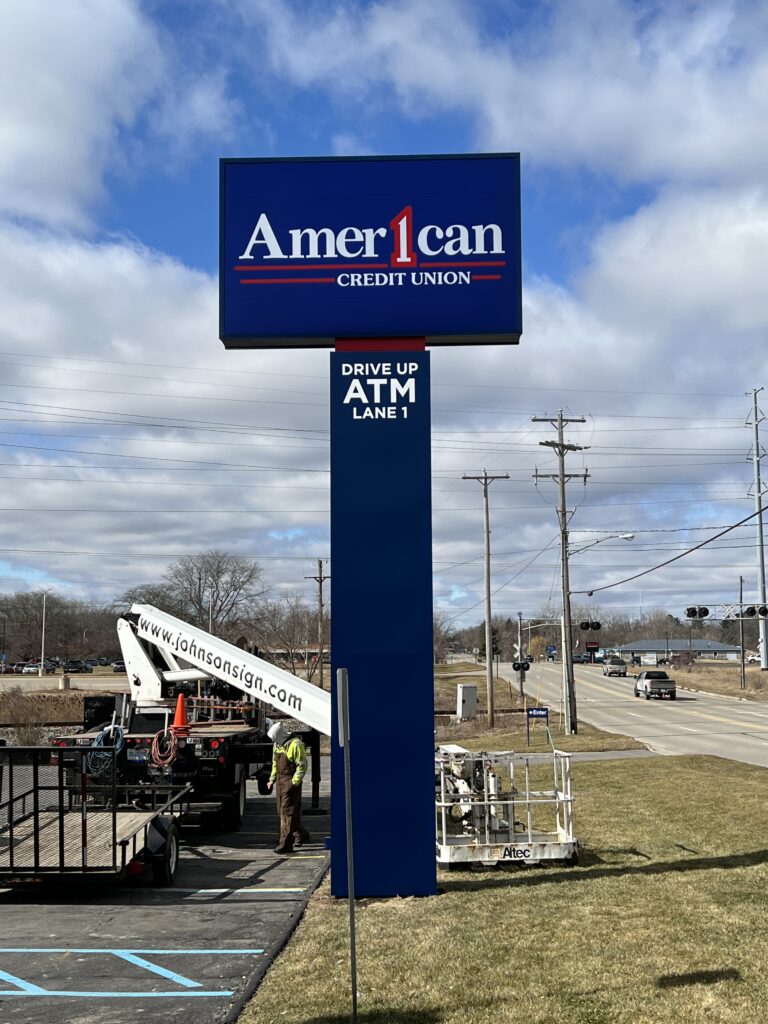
left=87, top=724, right=126, bottom=776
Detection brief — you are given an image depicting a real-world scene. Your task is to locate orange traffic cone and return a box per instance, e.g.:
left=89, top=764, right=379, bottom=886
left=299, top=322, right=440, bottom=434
left=172, top=693, right=189, bottom=736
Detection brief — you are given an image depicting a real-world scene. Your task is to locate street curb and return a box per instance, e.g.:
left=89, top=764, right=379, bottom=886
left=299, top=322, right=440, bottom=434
left=220, top=855, right=330, bottom=1024
left=677, top=685, right=757, bottom=704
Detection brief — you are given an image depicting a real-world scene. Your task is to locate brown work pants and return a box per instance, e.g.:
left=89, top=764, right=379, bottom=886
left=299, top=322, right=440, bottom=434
left=275, top=776, right=302, bottom=850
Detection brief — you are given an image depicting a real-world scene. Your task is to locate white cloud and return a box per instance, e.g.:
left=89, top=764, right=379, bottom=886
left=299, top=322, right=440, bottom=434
left=243, top=0, right=768, bottom=186
left=331, top=132, right=374, bottom=156
left=0, top=0, right=241, bottom=229
left=0, top=0, right=163, bottom=227
left=581, top=186, right=768, bottom=338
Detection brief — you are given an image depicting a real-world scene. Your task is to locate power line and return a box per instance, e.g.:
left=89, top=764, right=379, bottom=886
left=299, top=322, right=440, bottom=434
left=571, top=503, right=768, bottom=595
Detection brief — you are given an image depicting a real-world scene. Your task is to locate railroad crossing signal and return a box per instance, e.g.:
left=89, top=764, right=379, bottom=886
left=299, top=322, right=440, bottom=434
left=579, top=621, right=601, bottom=631
left=688, top=605, right=767, bottom=620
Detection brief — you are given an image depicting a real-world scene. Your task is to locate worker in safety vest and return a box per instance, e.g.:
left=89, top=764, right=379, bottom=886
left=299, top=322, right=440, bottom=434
left=266, top=721, right=308, bottom=854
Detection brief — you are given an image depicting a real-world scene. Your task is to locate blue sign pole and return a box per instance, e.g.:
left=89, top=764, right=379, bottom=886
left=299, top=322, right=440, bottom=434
left=330, top=347, right=436, bottom=897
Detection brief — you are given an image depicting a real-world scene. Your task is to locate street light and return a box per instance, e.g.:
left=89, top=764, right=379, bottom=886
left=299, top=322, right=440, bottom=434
left=39, top=590, right=51, bottom=678
left=569, top=533, right=635, bottom=555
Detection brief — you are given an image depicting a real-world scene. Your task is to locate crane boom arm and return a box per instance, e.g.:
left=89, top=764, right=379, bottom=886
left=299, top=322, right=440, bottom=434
left=125, top=603, right=331, bottom=735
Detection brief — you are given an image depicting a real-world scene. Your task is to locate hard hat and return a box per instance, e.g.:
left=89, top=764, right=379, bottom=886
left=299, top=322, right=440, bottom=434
left=268, top=722, right=288, bottom=745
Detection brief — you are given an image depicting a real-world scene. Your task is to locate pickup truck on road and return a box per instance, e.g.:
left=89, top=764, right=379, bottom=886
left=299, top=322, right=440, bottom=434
left=634, top=670, right=676, bottom=700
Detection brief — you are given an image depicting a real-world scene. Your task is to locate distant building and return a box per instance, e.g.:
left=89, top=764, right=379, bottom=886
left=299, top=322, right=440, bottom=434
left=619, top=639, right=741, bottom=663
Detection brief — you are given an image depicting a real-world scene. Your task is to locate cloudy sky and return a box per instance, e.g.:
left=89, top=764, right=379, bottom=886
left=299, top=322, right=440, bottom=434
left=0, top=0, right=766, bottom=627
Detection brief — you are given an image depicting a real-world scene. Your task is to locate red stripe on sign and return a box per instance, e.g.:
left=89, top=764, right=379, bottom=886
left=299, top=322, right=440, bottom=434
left=240, top=278, right=336, bottom=285
left=472, top=274, right=502, bottom=280
left=420, top=261, right=506, bottom=267
left=233, top=263, right=388, bottom=271
left=336, top=338, right=426, bottom=351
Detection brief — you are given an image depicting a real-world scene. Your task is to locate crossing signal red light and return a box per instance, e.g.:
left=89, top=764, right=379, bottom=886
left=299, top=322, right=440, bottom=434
left=591, top=621, right=601, bottom=631
left=685, top=607, right=709, bottom=618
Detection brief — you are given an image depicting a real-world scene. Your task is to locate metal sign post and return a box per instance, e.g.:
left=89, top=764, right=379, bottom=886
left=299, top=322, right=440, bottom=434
left=337, top=668, right=357, bottom=1022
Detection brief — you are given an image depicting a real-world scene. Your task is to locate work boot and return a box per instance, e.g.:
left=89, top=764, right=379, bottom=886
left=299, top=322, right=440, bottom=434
left=274, top=844, right=293, bottom=854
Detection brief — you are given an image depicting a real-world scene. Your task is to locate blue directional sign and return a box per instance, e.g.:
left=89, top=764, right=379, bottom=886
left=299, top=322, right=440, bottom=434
left=220, top=154, right=521, bottom=348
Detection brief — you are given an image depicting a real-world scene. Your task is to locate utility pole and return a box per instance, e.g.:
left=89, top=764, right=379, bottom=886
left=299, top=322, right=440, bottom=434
left=748, top=388, right=767, bottom=671
left=517, top=610, right=524, bottom=696
left=463, top=470, right=509, bottom=727
left=533, top=411, right=589, bottom=734
left=38, top=591, right=47, bottom=678
left=305, top=559, right=330, bottom=690
left=739, top=575, right=747, bottom=690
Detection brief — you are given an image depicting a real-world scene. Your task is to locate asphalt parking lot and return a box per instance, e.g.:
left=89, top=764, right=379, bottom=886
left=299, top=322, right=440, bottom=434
left=0, top=774, right=330, bottom=1024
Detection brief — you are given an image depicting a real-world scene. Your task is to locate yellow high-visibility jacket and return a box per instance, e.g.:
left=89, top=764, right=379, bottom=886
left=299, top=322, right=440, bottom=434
left=269, top=736, right=308, bottom=787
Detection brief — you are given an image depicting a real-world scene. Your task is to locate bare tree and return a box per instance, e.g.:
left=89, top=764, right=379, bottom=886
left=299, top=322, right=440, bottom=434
left=249, top=596, right=316, bottom=678
left=162, top=551, right=267, bottom=639
left=433, top=611, right=455, bottom=664
left=118, top=583, right=186, bottom=619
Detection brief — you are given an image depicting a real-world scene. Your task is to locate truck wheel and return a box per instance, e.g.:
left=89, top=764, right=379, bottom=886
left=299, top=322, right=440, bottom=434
left=645, top=692, right=651, bottom=700
left=633, top=688, right=639, bottom=697
left=153, top=820, right=180, bottom=886
left=221, top=774, right=246, bottom=832
left=669, top=692, right=676, bottom=700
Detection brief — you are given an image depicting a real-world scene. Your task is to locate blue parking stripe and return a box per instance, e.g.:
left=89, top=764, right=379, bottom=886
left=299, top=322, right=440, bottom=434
left=0, top=948, right=264, bottom=954
left=0, top=990, right=234, bottom=998
left=113, top=952, right=202, bottom=988
left=0, top=948, right=265, bottom=998
left=0, top=969, right=47, bottom=995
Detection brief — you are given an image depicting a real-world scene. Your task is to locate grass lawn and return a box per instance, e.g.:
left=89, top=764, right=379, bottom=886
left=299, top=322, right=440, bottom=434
left=434, top=661, right=518, bottom=711
left=242, top=755, right=768, bottom=1024
left=457, top=718, right=645, bottom=754
left=435, top=663, right=644, bottom=753
left=675, top=662, right=768, bottom=702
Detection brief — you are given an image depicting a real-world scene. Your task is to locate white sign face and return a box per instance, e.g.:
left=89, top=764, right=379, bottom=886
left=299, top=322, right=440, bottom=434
left=340, top=360, right=420, bottom=422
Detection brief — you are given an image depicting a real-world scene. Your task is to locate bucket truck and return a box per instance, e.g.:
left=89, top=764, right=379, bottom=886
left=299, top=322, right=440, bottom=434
left=53, top=604, right=331, bottom=830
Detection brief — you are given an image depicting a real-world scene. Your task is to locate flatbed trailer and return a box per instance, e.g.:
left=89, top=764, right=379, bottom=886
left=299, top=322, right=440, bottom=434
left=0, top=745, right=190, bottom=885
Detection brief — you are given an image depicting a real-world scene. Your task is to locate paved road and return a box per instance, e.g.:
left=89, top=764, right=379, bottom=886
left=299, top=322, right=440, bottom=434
left=499, top=660, right=768, bottom=769
left=0, top=772, right=330, bottom=1023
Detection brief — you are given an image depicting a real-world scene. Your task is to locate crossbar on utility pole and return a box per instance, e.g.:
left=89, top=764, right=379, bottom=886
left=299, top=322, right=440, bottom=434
left=533, top=410, right=589, bottom=734
left=463, top=470, right=509, bottom=728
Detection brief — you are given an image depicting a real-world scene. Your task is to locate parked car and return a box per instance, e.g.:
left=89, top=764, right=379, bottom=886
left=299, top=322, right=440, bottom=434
left=748, top=655, right=759, bottom=664
left=85, top=658, right=99, bottom=669
left=572, top=653, right=590, bottom=664
left=603, top=657, right=627, bottom=677
left=634, top=670, right=676, bottom=700
left=112, top=659, right=126, bottom=673
left=63, top=659, right=91, bottom=674
left=98, top=656, right=110, bottom=666
left=21, top=662, right=39, bottom=674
